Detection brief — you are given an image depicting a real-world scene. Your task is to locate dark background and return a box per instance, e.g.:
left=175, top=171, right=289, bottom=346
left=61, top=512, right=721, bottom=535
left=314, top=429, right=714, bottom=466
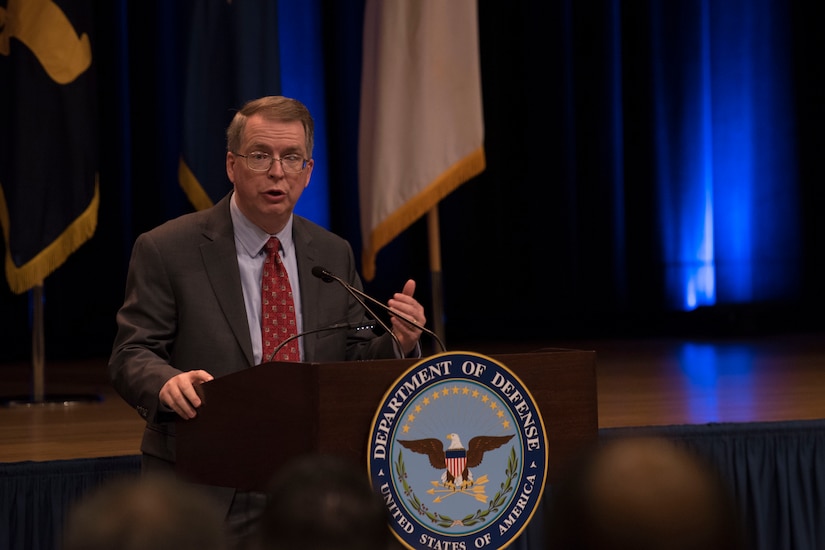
left=2, top=0, right=824, bottom=364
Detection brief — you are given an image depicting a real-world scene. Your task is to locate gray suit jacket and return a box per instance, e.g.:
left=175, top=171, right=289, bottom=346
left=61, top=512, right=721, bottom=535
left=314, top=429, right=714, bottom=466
left=108, top=193, right=395, bottom=508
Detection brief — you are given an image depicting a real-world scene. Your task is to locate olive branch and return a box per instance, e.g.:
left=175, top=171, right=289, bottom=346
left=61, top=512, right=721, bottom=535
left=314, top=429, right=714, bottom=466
left=395, top=448, right=519, bottom=529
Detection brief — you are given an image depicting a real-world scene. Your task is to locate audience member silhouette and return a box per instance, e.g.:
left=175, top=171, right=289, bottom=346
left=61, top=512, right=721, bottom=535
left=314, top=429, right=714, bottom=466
left=61, top=473, right=228, bottom=550
left=545, top=435, right=747, bottom=550
left=251, top=453, right=399, bottom=550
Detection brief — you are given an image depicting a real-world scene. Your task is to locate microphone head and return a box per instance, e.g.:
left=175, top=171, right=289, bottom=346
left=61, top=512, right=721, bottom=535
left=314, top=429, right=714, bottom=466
left=312, top=266, right=335, bottom=283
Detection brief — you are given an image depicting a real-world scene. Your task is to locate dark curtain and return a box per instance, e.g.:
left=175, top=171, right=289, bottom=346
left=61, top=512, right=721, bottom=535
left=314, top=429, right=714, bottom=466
left=603, top=420, right=825, bottom=550
left=1, top=0, right=824, bottom=358
left=0, top=456, right=140, bottom=550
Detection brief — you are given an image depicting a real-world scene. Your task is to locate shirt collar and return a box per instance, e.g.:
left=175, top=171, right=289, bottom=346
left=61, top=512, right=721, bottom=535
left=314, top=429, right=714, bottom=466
left=230, top=192, right=295, bottom=257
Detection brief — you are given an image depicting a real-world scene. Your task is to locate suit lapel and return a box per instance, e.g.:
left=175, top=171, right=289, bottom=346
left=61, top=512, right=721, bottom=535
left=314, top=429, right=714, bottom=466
left=293, top=217, right=322, bottom=362
left=200, top=195, right=255, bottom=366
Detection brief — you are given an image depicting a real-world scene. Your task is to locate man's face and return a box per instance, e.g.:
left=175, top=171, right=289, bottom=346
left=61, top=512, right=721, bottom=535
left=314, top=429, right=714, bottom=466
left=226, top=114, right=313, bottom=235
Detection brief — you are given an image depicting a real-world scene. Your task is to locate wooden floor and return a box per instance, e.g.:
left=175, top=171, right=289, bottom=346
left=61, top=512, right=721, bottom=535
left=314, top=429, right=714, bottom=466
left=2, top=330, right=825, bottom=463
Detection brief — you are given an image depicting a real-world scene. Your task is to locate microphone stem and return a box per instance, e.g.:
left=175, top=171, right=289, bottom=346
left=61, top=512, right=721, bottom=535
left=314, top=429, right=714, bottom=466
left=266, top=321, right=376, bottom=363
left=311, top=266, right=446, bottom=354
left=346, top=284, right=446, bottom=353
left=344, top=288, right=404, bottom=357
left=267, top=333, right=302, bottom=363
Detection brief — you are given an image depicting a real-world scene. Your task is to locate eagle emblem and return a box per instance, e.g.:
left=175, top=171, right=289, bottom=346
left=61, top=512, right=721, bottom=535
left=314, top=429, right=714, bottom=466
left=369, top=352, right=548, bottom=548
left=398, top=432, right=515, bottom=490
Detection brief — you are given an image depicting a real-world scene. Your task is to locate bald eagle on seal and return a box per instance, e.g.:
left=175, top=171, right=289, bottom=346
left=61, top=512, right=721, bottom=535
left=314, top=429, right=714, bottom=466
left=398, top=433, right=515, bottom=490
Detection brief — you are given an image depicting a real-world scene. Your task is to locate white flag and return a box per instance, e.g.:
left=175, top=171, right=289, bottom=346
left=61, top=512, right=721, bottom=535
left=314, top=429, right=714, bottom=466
left=358, top=0, right=485, bottom=281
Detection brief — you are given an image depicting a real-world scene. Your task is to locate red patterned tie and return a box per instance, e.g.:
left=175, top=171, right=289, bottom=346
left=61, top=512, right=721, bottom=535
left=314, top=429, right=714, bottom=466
left=261, top=237, right=299, bottom=362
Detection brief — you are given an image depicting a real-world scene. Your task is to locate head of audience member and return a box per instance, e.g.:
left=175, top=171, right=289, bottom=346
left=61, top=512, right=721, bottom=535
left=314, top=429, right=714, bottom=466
left=545, top=435, right=746, bottom=550
left=62, top=473, right=228, bottom=550
left=252, top=453, right=397, bottom=550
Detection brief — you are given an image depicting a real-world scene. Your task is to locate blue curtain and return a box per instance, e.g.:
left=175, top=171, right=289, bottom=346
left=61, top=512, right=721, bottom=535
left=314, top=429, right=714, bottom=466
left=649, top=0, right=799, bottom=311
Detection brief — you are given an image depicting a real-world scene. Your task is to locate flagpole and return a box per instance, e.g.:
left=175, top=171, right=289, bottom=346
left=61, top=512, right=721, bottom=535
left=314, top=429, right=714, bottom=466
left=32, top=283, right=45, bottom=403
left=11, top=282, right=100, bottom=407
left=427, top=208, right=446, bottom=351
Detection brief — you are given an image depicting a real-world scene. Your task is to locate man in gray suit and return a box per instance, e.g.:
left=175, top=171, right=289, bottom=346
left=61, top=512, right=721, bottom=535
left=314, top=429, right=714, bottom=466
left=108, top=96, right=425, bottom=547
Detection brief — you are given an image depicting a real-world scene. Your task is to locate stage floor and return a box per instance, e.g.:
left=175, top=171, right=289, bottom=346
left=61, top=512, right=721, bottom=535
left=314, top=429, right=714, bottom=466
left=2, top=330, right=825, bottom=463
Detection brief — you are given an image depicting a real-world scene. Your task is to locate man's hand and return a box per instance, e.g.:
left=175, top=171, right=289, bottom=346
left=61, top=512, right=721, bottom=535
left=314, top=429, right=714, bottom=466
left=159, top=370, right=214, bottom=419
left=388, top=279, right=426, bottom=355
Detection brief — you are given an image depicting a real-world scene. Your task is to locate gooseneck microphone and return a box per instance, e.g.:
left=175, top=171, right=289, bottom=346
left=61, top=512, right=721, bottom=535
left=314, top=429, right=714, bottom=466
left=265, top=320, right=377, bottom=363
left=311, top=266, right=446, bottom=353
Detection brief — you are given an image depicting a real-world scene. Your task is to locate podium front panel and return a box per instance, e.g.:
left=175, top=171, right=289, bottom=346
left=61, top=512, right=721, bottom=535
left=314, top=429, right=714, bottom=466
left=176, top=350, right=597, bottom=491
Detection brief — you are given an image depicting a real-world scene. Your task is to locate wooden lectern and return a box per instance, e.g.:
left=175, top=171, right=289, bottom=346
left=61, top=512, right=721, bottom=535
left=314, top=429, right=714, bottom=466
left=176, top=349, right=597, bottom=491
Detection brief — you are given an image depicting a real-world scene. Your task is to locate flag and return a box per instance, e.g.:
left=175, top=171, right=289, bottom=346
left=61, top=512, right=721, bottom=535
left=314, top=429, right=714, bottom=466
left=358, top=0, right=485, bottom=281
left=0, top=0, right=99, bottom=294
left=178, top=0, right=281, bottom=210
left=178, top=0, right=330, bottom=229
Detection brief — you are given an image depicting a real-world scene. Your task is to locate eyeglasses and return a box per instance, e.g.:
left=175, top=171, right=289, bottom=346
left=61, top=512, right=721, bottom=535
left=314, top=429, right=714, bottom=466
left=234, top=152, right=308, bottom=173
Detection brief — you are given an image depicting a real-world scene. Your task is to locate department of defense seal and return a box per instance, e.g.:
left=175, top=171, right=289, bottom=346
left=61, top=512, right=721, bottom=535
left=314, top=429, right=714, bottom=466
left=368, top=351, right=548, bottom=550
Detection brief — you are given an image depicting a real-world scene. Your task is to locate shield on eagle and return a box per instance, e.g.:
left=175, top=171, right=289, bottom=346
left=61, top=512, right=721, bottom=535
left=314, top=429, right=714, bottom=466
left=445, top=448, right=467, bottom=480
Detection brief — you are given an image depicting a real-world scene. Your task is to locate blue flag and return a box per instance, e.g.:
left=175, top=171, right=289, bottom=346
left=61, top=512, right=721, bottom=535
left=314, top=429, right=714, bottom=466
left=178, top=0, right=281, bottom=209
left=0, top=0, right=99, bottom=294
left=178, top=0, right=330, bottom=229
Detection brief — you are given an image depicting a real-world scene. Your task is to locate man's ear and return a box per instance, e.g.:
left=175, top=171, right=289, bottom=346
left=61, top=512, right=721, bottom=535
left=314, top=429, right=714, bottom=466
left=226, top=152, right=236, bottom=183
left=303, top=159, right=314, bottom=188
